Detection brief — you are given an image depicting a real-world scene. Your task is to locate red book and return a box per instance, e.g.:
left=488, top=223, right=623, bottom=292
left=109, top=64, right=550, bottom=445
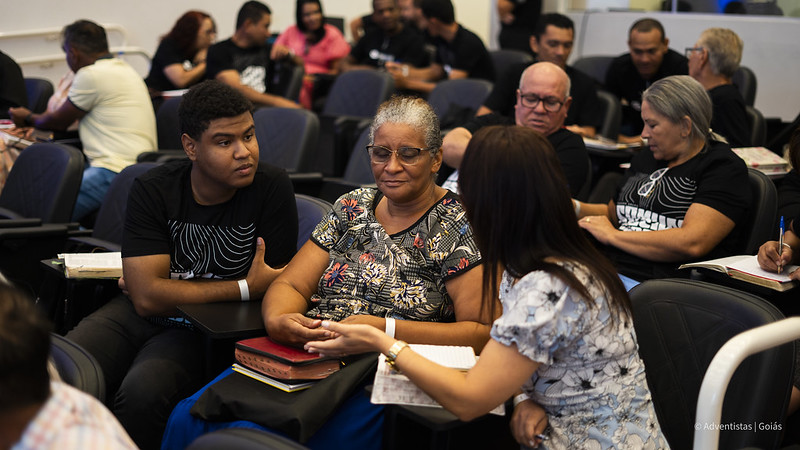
left=234, top=337, right=340, bottom=381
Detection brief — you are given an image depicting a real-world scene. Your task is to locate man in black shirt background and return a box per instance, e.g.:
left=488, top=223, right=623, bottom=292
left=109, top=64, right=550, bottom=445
left=605, top=18, right=687, bottom=142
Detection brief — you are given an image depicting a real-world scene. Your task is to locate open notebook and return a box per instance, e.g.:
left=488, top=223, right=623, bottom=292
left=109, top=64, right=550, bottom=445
left=679, top=255, right=798, bottom=292
left=370, top=344, right=505, bottom=415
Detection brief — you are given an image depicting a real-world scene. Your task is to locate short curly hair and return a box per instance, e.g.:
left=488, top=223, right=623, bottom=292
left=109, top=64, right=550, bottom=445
left=178, top=80, right=254, bottom=140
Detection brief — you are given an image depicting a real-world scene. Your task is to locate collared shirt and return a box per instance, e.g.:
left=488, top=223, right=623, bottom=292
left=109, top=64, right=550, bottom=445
left=13, top=381, right=137, bottom=450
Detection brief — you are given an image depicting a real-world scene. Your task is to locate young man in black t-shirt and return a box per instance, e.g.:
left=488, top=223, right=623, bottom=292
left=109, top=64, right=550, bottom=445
left=385, top=0, right=494, bottom=94
left=65, top=80, right=298, bottom=449
left=206, top=1, right=299, bottom=108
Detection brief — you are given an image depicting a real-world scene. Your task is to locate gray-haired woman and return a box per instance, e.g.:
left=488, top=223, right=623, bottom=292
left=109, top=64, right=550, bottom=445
left=574, top=75, right=750, bottom=280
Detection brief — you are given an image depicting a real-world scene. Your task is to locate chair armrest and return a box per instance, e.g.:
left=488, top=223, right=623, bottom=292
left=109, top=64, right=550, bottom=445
left=65, top=236, right=121, bottom=253
left=0, top=218, right=43, bottom=228
left=0, top=223, right=71, bottom=239
left=288, top=171, right=324, bottom=197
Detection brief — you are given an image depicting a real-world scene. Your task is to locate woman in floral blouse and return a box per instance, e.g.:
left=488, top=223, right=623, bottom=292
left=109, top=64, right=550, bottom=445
left=307, top=125, right=669, bottom=449
left=264, top=95, right=491, bottom=352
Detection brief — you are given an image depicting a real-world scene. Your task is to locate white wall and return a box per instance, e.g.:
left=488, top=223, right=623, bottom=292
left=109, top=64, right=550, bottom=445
left=1, top=1, right=797, bottom=121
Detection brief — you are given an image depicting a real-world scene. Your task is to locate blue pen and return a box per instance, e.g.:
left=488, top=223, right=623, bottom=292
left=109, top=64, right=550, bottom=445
left=779, top=216, right=785, bottom=274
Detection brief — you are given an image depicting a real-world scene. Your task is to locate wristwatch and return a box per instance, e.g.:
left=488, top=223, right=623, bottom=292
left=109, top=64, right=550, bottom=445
left=385, top=340, right=409, bottom=372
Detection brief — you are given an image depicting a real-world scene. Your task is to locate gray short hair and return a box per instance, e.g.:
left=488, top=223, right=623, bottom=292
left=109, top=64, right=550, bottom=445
left=642, top=75, right=713, bottom=141
left=698, top=28, right=743, bottom=78
left=369, top=95, right=442, bottom=154
left=518, top=62, right=572, bottom=99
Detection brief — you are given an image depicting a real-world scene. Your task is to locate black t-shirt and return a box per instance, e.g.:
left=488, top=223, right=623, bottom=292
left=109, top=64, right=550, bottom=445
left=431, top=25, right=494, bottom=81
left=123, top=160, right=297, bottom=279
left=145, top=38, right=196, bottom=92
left=708, top=84, right=750, bottom=148
left=605, top=49, right=688, bottom=135
left=605, top=140, right=749, bottom=280
left=350, top=25, right=429, bottom=68
left=462, top=114, right=588, bottom=196
left=207, top=39, right=274, bottom=94
left=482, top=61, right=602, bottom=129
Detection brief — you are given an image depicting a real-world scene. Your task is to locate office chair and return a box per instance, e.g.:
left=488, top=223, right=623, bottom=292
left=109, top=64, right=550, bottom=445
left=50, top=333, right=107, bottom=404
left=574, top=157, right=593, bottom=202
left=427, top=79, right=494, bottom=131
left=746, top=104, right=767, bottom=147
left=188, top=428, right=310, bottom=450
left=24, top=77, right=55, bottom=114
left=740, top=167, right=778, bottom=255
left=489, top=49, right=534, bottom=83
left=733, top=66, right=757, bottom=107
left=695, top=316, right=800, bottom=449
left=317, top=126, right=376, bottom=203
left=586, top=171, right=623, bottom=204
left=254, top=107, right=319, bottom=173
left=572, top=56, right=615, bottom=86
left=295, top=194, right=332, bottom=251
left=68, top=162, right=160, bottom=252
left=155, top=96, right=183, bottom=151
left=317, top=70, right=394, bottom=176
left=595, top=89, right=622, bottom=141
left=629, top=278, right=792, bottom=450
left=269, top=61, right=304, bottom=103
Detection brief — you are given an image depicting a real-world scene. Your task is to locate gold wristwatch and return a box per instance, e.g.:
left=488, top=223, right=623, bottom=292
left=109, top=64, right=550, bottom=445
left=385, top=340, right=409, bottom=372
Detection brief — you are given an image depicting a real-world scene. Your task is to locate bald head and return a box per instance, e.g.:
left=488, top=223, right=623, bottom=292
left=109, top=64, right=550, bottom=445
left=515, top=62, right=572, bottom=136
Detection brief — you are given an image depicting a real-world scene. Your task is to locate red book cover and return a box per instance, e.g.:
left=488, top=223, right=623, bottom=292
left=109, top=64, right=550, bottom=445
left=234, top=348, right=340, bottom=380
left=235, top=336, right=336, bottom=366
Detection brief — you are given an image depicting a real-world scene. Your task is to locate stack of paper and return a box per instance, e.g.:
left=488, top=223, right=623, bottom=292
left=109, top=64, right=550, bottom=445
left=62, top=252, right=122, bottom=279
left=732, top=147, right=789, bottom=175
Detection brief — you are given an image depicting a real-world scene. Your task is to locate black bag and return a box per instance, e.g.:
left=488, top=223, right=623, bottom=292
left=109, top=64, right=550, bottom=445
left=190, top=353, right=378, bottom=443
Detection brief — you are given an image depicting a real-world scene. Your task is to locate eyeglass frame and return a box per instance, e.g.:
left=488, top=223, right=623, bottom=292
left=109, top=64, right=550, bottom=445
left=684, top=46, right=704, bottom=59
left=637, top=167, right=669, bottom=198
left=366, top=145, right=437, bottom=166
left=516, top=90, right=566, bottom=113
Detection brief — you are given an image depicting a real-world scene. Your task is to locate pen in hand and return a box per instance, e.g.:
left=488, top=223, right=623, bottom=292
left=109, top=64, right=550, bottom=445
left=778, top=216, right=785, bottom=274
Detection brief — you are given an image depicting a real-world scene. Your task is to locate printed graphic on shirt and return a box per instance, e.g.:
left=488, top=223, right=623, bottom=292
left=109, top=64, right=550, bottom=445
left=240, top=65, right=267, bottom=93
left=615, top=171, right=696, bottom=231
left=168, top=220, right=255, bottom=279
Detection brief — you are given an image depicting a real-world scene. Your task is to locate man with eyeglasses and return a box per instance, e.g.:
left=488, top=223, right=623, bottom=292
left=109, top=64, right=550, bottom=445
left=477, top=13, right=602, bottom=138
left=605, top=18, right=687, bottom=143
left=442, top=61, right=588, bottom=196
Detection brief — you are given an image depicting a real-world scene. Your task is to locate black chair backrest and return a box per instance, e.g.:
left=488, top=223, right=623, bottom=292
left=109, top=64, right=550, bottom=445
left=91, top=162, right=160, bottom=247
left=295, top=194, right=332, bottom=251
left=572, top=55, right=615, bottom=86
left=733, top=65, right=757, bottom=107
left=428, top=78, right=494, bottom=130
left=188, top=428, right=310, bottom=450
left=342, top=126, right=374, bottom=185
left=741, top=167, right=778, bottom=255
left=745, top=104, right=767, bottom=147
left=630, top=278, right=792, bottom=450
left=587, top=171, right=623, bottom=204
left=254, top=107, right=320, bottom=173
left=268, top=61, right=304, bottom=103
left=0, top=143, right=84, bottom=223
left=156, top=96, right=183, bottom=150
left=321, top=70, right=394, bottom=119
left=50, top=333, right=106, bottom=404
left=595, top=89, right=622, bottom=140
left=24, top=77, right=55, bottom=114
left=489, top=49, right=534, bottom=82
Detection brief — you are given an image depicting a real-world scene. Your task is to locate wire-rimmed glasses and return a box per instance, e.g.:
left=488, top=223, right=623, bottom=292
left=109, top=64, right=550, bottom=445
left=366, top=145, right=433, bottom=165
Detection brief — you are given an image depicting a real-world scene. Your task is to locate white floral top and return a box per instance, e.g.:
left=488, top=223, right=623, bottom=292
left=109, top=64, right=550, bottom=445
left=308, top=188, right=480, bottom=322
left=491, top=263, right=669, bottom=449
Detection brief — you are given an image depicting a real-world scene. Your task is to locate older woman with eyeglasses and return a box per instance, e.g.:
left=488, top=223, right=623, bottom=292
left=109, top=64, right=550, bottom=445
left=264, top=95, right=489, bottom=351
left=574, top=75, right=750, bottom=280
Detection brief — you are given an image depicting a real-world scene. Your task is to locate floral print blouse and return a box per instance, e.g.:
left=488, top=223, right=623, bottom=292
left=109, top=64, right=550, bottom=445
left=491, top=262, right=669, bottom=449
left=308, top=188, right=481, bottom=322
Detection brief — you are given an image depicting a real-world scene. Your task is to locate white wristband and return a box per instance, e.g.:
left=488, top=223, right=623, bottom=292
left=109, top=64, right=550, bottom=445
left=573, top=199, right=581, bottom=217
left=513, top=393, right=530, bottom=407
left=385, top=317, right=396, bottom=338
left=238, top=279, right=250, bottom=301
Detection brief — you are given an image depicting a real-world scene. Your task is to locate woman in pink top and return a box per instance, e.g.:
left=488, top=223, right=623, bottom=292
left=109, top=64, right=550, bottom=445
left=271, top=0, right=351, bottom=109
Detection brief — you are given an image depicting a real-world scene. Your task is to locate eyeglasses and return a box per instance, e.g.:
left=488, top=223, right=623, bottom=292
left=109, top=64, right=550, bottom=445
left=366, top=145, right=433, bottom=165
left=518, top=92, right=565, bottom=112
left=637, top=167, right=669, bottom=198
left=684, top=47, right=704, bottom=58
